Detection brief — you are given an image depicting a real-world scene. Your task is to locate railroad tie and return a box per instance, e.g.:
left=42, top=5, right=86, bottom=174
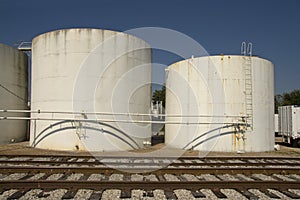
left=235, top=189, right=258, bottom=200
left=123, top=175, right=131, bottom=181
left=157, top=175, right=165, bottom=182
left=270, top=175, right=284, bottom=181
left=78, top=174, right=90, bottom=181
left=288, top=175, right=300, bottom=181
left=260, top=189, right=280, bottom=199
left=58, top=173, right=70, bottom=180
left=88, top=190, right=103, bottom=200
left=249, top=175, right=262, bottom=181
left=177, top=175, right=188, bottom=182
left=143, top=190, right=154, bottom=197
left=19, top=174, right=35, bottom=180
left=38, top=173, right=52, bottom=180
left=211, top=188, right=227, bottom=198
left=191, top=190, right=206, bottom=198
left=61, top=189, right=78, bottom=199
left=164, top=190, right=177, bottom=200
left=37, top=190, right=51, bottom=198
left=7, top=190, right=28, bottom=200
left=120, top=189, right=131, bottom=199
left=279, top=189, right=300, bottom=199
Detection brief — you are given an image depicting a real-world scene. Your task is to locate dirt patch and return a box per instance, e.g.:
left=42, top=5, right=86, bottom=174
left=0, top=141, right=299, bottom=158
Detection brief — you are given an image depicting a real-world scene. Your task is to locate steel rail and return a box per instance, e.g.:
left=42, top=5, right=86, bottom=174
left=0, top=180, right=299, bottom=191
left=1, top=154, right=300, bottom=160
left=0, top=166, right=299, bottom=175
left=0, top=160, right=299, bottom=167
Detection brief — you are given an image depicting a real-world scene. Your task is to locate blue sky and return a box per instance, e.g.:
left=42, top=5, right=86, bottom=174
left=0, top=0, right=299, bottom=94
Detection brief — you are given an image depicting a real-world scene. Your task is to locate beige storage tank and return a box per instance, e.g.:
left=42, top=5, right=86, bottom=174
left=165, top=55, right=274, bottom=152
left=30, top=28, right=152, bottom=151
left=0, top=43, right=28, bottom=144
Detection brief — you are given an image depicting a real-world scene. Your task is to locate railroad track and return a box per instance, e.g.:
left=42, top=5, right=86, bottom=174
left=1, top=154, right=300, bottom=167
left=0, top=155, right=300, bottom=199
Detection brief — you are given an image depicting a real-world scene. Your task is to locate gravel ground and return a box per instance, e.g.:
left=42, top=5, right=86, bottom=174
left=226, top=159, right=245, bottom=163
left=248, top=189, right=279, bottom=200
left=1, top=140, right=300, bottom=157
left=28, top=173, right=46, bottom=180
left=182, top=174, right=199, bottom=181
left=206, top=159, right=223, bottom=163
left=221, top=189, right=248, bottom=200
left=0, top=157, right=8, bottom=160
left=144, top=174, right=158, bottom=181
left=87, top=173, right=104, bottom=181
left=66, top=173, right=83, bottom=180
left=131, top=174, right=144, bottom=181
left=0, top=189, right=19, bottom=199
left=251, top=174, right=276, bottom=181
left=289, top=174, right=300, bottom=180
left=235, top=173, right=255, bottom=181
left=1, top=172, right=26, bottom=180
left=9, top=157, right=30, bottom=161
left=174, top=189, right=195, bottom=200
left=0, top=141, right=299, bottom=200
left=130, top=190, right=168, bottom=200
left=128, top=189, right=144, bottom=200
left=173, top=159, right=183, bottom=163
left=46, top=173, right=63, bottom=180
left=41, top=189, right=68, bottom=199
left=1, top=187, right=300, bottom=199
left=289, top=189, right=300, bottom=196
left=152, top=189, right=167, bottom=200
left=73, top=189, right=94, bottom=200
left=164, top=173, right=180, bottom=181
left=272, top=174, right=296, bottom=181
left=268, top=189, right=290, bottom=199
left=19, top=189, right=43, bottom=200
left=101, top=189, right=121, bottom=200
left=109, top=174, right=124, bottom=181
left=32, top=157, right=51, bottom=161
left=216, top=174, right=240, bottom=181
left=199, top=189, right=220, bottom=200
left=198, top=174, right=220, bottom=181
left=182, top=159, right=193, bottom=163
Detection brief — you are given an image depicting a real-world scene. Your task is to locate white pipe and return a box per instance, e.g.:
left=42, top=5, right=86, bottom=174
left=0, top=109, right=248, bottom=119
left=0, top=116, right=247, bottom=125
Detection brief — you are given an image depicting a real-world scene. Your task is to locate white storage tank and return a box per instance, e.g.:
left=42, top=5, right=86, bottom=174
left=165, top=55, right=274, bottom=152
left=30, top=28, right=152, bottom=151
left=0, top=43, right=28, bottom=144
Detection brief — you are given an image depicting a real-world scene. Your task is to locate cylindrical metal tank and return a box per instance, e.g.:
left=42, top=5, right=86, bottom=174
left=165, top=55, right=274, bottom=152
left=30, top=28, right=152, bottom=151
left=0, top=43, right=28, bottom=144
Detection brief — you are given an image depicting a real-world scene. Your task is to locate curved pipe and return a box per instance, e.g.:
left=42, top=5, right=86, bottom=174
left=188, top=130, right=236, bottom=150
left=33, top=120, right=140, bottom=149
left=182, top=124, right=234, bottom=150
left=33, top=126, right=138, bottom=150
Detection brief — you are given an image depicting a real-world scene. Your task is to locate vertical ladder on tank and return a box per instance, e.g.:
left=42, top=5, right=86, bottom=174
left=243, top=43, right=253, bottom=130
